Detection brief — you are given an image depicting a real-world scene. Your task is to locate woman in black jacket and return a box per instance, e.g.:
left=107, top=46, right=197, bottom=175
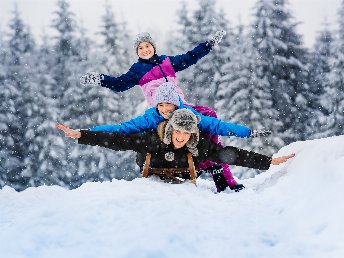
left=56, top=109, right=294, bottom=191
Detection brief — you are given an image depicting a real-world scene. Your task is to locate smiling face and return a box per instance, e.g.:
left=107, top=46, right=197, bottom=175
left=157, top=102, right=177, bottom=119
left=137, top=42, right=155, bottom=59
left=172, top=129, right=191, bottom=149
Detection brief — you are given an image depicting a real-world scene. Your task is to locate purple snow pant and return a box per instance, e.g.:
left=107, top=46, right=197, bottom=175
left=188, top=104, right=237, bottom=190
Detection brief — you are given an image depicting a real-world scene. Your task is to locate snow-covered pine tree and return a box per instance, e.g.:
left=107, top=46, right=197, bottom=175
left=0, top=6, right=37, bottom=190
left=98, top=0, right=122, bottom=72
left=99, top=1, right=135, bottom=74
left=50, top=0, right=80, bottom=105
left=208, top=9, right=233, bottom=109
left=169, top=1, right=194, bottom=98
left=307, top=24, right=335, bottom=139
left=0, top=29, right=15, bottom=188
left=50, top=0, right=99, bottom=187
left=325, top=1, right=344, bottom=136
left=182, top=0, right=222, bottom=107
left=216, top=24, right=283, bottom=158
left=98, top=0, right=142, bottom=114
left=115, top=18, right=144, bottom=117
left=170, top=0, right=230, bottom=108
left=251, top=0, right=310, bottom=144
left=22, top=32, right=65, bottom=188
left=77, top=1, right=140, bottom=182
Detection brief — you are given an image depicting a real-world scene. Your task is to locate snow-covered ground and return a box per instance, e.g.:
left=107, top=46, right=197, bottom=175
left=1, top=136, right=344, bottom=258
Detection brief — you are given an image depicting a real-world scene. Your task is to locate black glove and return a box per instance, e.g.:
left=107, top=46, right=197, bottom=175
left=80, top=72, right=103, bottom=86
left=229, top=184, right=245, bottom=192
left=250, top=129, right=272, bottom=138
left=208, top=30, right=226, bottom=48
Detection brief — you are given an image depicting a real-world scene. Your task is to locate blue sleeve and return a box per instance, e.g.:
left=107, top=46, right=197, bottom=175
left=169, top=42, right=212, bottom=72
left=184, top=106, right=251, bottom=138
left=100, top=65, right=141, bottom=92
left=89, top=108, right=164, bottom=134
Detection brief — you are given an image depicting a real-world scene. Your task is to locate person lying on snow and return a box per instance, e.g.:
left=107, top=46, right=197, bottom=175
left=80, top=30, right=244, bottom=190
left=56, top=109, right=295, bottom=192
left=86, top=81, right=271, bottom=192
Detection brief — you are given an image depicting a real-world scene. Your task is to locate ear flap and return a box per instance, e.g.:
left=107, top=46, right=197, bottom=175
left=157, top=120, right=168, bottom=141
left=186, top=132, right=199, bottom=149
left=163, top=120, right=173, bottom=145
left=186, top=128, right=200, bottom=156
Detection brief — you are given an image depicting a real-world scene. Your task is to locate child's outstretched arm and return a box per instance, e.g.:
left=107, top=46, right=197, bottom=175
left=80, top=65, right=140, bottom=92
left=183, top=106, right=270, bottom=138
left=169, top=30, right=226, bottom=73
left=89, top=108, right=164, bottom=134
left=198, top=114, right=252, bottom=138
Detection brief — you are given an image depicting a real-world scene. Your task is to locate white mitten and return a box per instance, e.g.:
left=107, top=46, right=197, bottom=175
left=209, top=30, right=226, bottom=47
left=80, top=72, right=103, bottom=86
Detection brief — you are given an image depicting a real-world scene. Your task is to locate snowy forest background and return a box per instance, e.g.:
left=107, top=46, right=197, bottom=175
left=1, top=0, right=343, bottom=191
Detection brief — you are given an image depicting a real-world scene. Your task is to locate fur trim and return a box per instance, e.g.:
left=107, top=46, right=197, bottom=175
left=163, top=119, right=173, bottom=145
left=157, top=120, right=168, bottom=142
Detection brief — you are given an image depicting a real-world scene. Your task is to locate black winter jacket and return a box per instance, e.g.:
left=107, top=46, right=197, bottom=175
left=78, top=130, right=272, bottom=171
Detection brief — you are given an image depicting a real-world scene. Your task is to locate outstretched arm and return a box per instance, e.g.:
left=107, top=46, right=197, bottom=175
left=181, top=105, right=251, bottom=138
left=56, top=123, right=148, bottom=152
left=80, top=66, right=140, bottom=92
left=204, top=141, right=295, bottom=170
left=169, top=30, right=226, bottom=72
left=169, top=42, right=212, bottom=72
left=89, top=108, right=164, bottom=134
left=198, top=115, right=271, bottom=138
left=207, top=146, right=273, bottom=170
left=197, top=114, right=252, bottom=138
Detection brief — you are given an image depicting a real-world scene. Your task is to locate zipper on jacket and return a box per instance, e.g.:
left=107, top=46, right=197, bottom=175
left=157, top=64, right=168, bottom=82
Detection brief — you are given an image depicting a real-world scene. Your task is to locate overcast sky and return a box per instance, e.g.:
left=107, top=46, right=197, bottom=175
left=0, top=0, right=342, bottom=48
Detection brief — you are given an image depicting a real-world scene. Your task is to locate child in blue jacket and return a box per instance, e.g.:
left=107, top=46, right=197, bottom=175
left=89, top=82, right=255, bottom=138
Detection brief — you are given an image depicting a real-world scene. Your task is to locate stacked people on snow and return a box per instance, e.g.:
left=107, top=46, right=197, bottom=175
left=81, top=82, right=272, bottom=191
left=56, top=109, right=294, bottom=192
left=80, top=30, right=271, bottom=192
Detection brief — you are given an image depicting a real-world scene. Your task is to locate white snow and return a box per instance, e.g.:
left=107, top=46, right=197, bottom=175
left=1, top=135, right=344, bottom=258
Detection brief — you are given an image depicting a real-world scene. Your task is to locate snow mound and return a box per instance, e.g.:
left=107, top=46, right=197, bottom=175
left=1, top=136, right=344, bottom=258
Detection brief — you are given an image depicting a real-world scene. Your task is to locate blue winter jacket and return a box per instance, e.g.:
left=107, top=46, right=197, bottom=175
left=90, top=99, right=251, bottom=138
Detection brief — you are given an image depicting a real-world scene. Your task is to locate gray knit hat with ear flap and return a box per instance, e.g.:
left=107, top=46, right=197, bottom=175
left=153, top=82, right=180, bottom=107
left=134, top=32, right=157, bottom=53
left=163, top=109, right=201, bottom=156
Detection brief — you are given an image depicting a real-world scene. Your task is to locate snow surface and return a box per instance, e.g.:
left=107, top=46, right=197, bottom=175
left=1, top=136, right=344, bottom=258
